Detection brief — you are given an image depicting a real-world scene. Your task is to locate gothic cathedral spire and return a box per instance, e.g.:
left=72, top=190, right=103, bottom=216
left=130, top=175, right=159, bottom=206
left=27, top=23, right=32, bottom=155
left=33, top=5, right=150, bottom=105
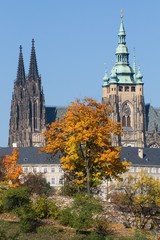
left=16, top=46, right=25, bottom=85
left=102, top=12, right=145, bottom=147
left=9, top=40, right=46, bottom=147
left=28, top=39, right=39, bottom=80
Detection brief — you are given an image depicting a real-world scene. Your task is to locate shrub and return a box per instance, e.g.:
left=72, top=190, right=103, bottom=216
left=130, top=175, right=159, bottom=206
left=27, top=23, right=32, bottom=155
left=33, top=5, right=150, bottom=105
left=19, top=218, right=38, bottom=233
left=59, top=193, right=103, bottom=230
left=47, top=199, right=59, bottom=219
left=59, top=207, right=73, bottom=226
left=18, top=204, right=38, bottom=233
left=3, top=187, right=30, bottom=212
left=33, top=197, right=59, bottom=219
left=71, top=194, right=102, bottom=230
left=94, top=216, right=113, bottom=236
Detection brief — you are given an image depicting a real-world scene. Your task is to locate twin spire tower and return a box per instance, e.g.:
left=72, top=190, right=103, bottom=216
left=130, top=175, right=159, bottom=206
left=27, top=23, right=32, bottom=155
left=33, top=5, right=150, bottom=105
left=9, top=39, right=46, bottom=147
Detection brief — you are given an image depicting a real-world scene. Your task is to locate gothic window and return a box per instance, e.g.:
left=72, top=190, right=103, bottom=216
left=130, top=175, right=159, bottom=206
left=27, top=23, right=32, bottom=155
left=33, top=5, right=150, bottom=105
left=34, top=102, right=38, bottom=130
left=122, top=116, right=126, bottom=126
left=122, top=103, right=131, bottom=127
left=16, top=105, right=19, bottom=130
left=119, top=86, right=123, bottom=91
left=127, top=116, right=130, bottom=127
left=131, top=86, right=135, bottom=92
left=125, top=86, right=129, bottom=92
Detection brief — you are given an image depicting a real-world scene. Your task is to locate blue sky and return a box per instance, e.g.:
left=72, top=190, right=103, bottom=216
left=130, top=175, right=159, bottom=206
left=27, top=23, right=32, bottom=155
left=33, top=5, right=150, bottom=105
left=1, top=1, right=160, bottom=146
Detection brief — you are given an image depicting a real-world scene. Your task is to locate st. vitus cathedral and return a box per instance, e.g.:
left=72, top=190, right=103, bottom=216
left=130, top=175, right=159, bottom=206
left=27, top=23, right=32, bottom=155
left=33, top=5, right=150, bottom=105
left=8, top=16, right=160, bottom=148
left=9, top=40, right=46, bottom=147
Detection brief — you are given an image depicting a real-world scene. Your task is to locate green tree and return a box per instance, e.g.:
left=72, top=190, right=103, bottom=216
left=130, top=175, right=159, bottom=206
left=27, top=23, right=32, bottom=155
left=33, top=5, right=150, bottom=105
left=43, top=98, right=127, bottom=194
left=111, top=171, right=160, bottom=229
left=3, top=187, right=30, bottom=212
left=22, top=172, right=52, bottom=196
left=59, top=193, right=102, bottom=230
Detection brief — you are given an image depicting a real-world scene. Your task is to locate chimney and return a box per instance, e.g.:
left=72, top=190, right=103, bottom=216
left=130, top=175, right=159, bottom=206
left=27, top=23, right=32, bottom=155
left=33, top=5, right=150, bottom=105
left=138, top=148, right=143, bottom=159
left=12, top=142, right=18, bottom=148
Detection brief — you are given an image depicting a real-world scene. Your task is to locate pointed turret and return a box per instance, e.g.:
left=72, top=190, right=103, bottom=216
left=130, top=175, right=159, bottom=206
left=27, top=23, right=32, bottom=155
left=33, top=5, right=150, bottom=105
left=116, top=11, right=129, bottom=66
left=102, top=65, right=109, bottom=87
left=16, top=46, right=25, bottom=84
left=28, top=39, right=39, bottom=80
left=109, top=10, right=134, bottom=84
left=136, top=65, right=143, bottom=83
left=118, top=10, right=126, bottom=43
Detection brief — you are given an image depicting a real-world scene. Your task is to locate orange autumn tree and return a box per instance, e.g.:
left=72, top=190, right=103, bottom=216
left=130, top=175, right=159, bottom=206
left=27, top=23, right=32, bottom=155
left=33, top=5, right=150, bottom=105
left=43, top=98, right=128, bottom=194
left=3, top=148, right=22, bottom=187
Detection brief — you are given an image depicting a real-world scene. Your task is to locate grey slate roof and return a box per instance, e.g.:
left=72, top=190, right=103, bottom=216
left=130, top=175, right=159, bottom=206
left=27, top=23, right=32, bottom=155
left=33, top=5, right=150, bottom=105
left=0, top=147, right=61, bottom=165
left=121, top=147, right=160, bottom=166
left=1, top=147, right=160, bottom=167
left=45, top=106, right=67, bottom=124
left=145, top=104, right=160, bottom=132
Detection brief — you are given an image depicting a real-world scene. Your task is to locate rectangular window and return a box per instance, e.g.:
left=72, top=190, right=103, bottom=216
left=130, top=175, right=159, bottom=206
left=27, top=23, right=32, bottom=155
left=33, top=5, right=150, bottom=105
left=59, top=178, right=63, bottom=185
left=51, top=167, right=55, bottom=173
left=51, top=178, right=55, bottom=185
left=59, top=168, right=63, bottom=173
left=44, top=168, right=47, bottom=173
left=151, top=168, right=157, bottom=174
left=33, top=168, right=37, bottom=173
left=23, top=167, right=28, bottom=173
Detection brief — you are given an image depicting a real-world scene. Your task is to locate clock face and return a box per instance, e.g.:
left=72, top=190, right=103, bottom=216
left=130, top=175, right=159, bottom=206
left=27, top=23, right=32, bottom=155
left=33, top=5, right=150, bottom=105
left=123, top=104, right=130, bottom=115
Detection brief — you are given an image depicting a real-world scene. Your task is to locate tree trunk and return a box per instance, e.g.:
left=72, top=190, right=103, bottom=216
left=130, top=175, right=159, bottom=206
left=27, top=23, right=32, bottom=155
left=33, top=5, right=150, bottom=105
left=86, top=163, right=90, bottom=194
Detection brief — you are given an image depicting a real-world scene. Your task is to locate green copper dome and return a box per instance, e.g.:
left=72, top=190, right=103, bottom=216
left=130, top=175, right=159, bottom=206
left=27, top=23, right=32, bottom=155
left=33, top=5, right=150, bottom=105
left=136, top=66, right=143, bottom=83
left=102, top=69, right=109, bottom=86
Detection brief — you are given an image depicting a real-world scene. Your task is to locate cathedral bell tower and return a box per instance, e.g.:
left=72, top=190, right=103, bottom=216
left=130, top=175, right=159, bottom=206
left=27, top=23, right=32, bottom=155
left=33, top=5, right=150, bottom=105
left=102, top=13, right=145, bottom=147
left=9, top=40, right=46, bottom=147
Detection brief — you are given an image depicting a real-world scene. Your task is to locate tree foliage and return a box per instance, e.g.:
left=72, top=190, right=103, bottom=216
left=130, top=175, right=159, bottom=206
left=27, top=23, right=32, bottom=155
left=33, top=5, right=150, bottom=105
left=3, top=187, right=30, bottom=212
left=59, top=193, right=102, bottom=230
left=111, top=171, right=160, bottom=229
left=22, top=172, right=52, bottom=196
left=43, top=98, right=127, bottom=193
left=3, top=149, right=22, bottom=188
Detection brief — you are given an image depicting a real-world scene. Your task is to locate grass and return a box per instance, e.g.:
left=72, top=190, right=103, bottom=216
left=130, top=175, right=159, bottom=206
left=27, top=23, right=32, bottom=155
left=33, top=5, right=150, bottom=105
left=0, top=220, right=159, bottom=240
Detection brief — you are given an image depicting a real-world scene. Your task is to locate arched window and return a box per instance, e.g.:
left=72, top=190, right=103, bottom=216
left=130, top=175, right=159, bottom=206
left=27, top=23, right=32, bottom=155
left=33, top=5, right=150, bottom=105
left=122, top=116, right=126, bottom=127
left=122, top=103, right=131, bottom=127
left=127, top=116, right=130, bottom=127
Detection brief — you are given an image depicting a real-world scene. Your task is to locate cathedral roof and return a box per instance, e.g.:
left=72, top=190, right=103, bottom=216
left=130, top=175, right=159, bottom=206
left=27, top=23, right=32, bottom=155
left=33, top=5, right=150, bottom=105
left=145, top=104, right=160, bottom=132
left=45, top=106, right=67, bottom=124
